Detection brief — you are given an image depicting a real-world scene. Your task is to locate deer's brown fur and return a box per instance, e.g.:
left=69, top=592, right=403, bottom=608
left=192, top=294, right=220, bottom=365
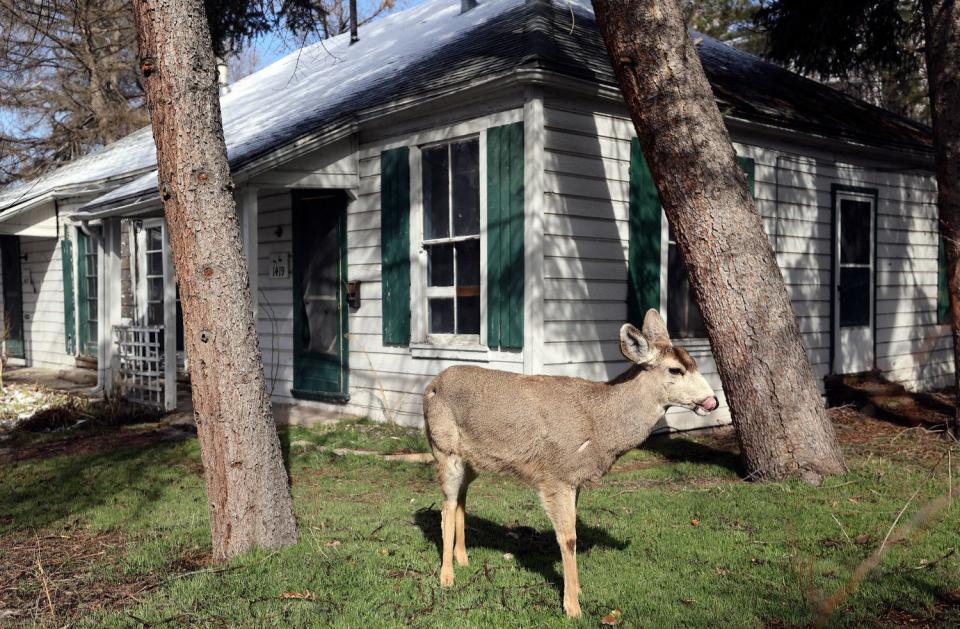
left=422, top=309, right=718, bottom=618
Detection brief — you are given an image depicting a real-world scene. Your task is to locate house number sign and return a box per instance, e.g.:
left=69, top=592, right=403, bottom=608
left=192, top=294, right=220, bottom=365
left=271, top=253, right=289, bottom=279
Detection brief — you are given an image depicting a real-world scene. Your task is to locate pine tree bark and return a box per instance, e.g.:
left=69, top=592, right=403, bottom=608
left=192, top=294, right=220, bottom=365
left=592, top=0, right=847, bottom=483
left=131, top=0, right=299, bottom=559
left=922, top=0, right=960, bottom=441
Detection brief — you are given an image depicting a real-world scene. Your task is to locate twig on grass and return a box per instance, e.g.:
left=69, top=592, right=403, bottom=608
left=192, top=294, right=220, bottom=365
left=164, top=564, right=240, bottom=582
left=908, top=547, right=955, bottom=572
left=33, top=538, right=57, bottom=624
left=815, top=448, right=958, bottom=628
left=880, top=487, right=921, bottom=551
left=35, top=557, right=56, bottom=622
left=830, top=513, right=852, bottom=544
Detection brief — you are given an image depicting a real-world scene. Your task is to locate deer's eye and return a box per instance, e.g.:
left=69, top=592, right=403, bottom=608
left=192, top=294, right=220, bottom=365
left=669, top=367, right=684, bottom=376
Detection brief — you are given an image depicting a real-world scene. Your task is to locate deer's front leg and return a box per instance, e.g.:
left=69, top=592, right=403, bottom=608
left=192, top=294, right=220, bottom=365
left=540, top=483, right=581, bottom=618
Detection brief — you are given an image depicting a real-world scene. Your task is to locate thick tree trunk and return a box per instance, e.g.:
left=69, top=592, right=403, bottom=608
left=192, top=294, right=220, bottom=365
left=592, top=0, right=847, bottom=483
left=923, top=0, right=960, bottom=441
left=131, top=0, right=298, bottom=559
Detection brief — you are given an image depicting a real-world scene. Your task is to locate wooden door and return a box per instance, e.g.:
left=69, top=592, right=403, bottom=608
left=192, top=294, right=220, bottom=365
left=0, top=235, right=25, bottom=358
left=291, top=192, right=349, bottom=401
left=833, top=190, right=876, bottom=374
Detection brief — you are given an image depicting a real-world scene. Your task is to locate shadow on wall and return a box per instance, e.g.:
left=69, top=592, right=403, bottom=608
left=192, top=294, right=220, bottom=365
left=541, top=102, right=631, bottom=382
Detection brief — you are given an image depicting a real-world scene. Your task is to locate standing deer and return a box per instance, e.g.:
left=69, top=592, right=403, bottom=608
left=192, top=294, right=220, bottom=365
left=422, top=309, right=718, bottom=618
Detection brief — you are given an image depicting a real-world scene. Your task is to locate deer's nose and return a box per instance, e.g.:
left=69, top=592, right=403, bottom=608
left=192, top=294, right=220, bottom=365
left=700, top=396, right=719, bottom=412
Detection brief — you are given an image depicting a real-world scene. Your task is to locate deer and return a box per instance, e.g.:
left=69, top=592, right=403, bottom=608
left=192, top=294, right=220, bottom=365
left=422, top=309, right=719, bottom=618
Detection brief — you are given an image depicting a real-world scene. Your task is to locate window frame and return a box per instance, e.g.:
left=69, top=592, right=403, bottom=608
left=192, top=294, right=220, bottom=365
left=134, top=218, right=187, bottom=369
left=410, top=132, right=488, bottom=349
left=659, top=211, right=711, bottom=350
left=76, top=227, right=99, bottom=358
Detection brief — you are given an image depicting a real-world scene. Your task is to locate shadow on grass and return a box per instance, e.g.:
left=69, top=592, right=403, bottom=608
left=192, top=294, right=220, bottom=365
left=0, top=436, right=193, bottom=533
left=640, top=434, right=743, bottom=476
left=413, top=506, right=627, bottom=595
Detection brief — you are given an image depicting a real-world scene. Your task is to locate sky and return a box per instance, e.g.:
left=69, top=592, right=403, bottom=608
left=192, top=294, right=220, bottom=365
left=244, top=0, right=425, bottom=75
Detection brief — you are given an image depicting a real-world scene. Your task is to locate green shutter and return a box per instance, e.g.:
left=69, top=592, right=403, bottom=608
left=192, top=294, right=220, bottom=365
left=486, top=122, right=524, bottom=349
left=939, top=235, right=950, bottom=323
left=380, top=147, right=411, bottom=345
left=61, top=238, right=76, bottom=355
left=627, top=138, right=661, bottom=327
left=737, top=155, right=756, bottom=196
left=627, top=146, right=756, bottom=327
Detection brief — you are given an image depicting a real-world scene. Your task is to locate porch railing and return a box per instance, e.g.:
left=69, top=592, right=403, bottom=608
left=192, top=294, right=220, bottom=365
left=113, top=325, right=167, bottom=409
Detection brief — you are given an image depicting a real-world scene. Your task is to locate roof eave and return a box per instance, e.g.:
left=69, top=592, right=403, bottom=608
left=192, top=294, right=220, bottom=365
left=519, top=67, right=935, bottom=169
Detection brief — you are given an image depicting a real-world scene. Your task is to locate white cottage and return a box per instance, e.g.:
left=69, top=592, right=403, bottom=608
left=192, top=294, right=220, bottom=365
left=0, top=0, right=949, bottom=431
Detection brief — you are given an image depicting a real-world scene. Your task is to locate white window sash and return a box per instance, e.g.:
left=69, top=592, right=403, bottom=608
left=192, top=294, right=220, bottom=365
left=410, top=130, right=487, bottom=348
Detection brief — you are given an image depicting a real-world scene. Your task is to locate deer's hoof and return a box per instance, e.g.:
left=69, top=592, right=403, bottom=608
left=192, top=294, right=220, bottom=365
left=439, top=568, right=454, bottom=587
left=564, top=599, right=582, bottom=618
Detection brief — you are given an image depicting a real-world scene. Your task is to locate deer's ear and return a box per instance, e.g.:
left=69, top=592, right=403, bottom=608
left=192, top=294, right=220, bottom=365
left=641, top=309, right=671, bottom=347
left=620, top=323, right=655, bottom=365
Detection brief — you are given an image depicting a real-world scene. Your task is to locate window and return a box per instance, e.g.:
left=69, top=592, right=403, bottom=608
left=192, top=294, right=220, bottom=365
left=421, top=138, right=481, bottom=340
left=666, top=225, right=707, bottom=339
left=837, top=197, right=872, bottom=327
left=138, top=223, right=184, bottom=353
left=143, top=226, right=165, bottom=328
left=77, top=229, right=98, bottom=357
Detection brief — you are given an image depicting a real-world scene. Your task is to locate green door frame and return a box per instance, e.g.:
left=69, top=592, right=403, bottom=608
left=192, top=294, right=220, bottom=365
left=76, top=229, right=99, bottom=358
left=0, top=235, right=25, bottom=358
left=290, top=190, right=350, bottom=402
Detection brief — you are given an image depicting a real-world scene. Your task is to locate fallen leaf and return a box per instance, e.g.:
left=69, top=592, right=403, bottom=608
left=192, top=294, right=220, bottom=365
left=600, top=609, right=623, bottom=625
left=281, top=590, right=315, bottom=600
left=379, top=547, right=394, bottom=556
left=681, top=598, right=696, bottom=606
left=502, top=552, right=515, bottom=561
left=855, top=534, right=871, bottom=545
left=715, top=566, right=730, bottom=576
left=324, top=540, right=341, bottom=547
left=691, top=519, right=701, bottom=526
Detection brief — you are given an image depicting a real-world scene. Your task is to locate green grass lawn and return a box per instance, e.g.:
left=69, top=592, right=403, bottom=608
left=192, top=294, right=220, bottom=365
left=1, top=415, right=958, bottom=627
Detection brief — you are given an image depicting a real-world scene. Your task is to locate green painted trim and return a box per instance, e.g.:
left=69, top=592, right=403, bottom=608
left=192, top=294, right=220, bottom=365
left=737, top=156, right=756, bottom=196
left=291, top=191, right=350, bottom=400
left=486, top=122, right=524, bottom=349
left=0, top=235, right=25, bottom=358
left=339, top=201, right=350, bottom=398
left=627, top=138, right=661, bottom=327
left=290, top=389, right=350, bottom=404
left=628, top=147, right=756, bottom=328
left=938, top=235, right=950, bottom=324
left=380, top=147, right=411, bottom=345
left=76, top=230, right=98, bottom=358
left=61, top=237, right=76, bottom=355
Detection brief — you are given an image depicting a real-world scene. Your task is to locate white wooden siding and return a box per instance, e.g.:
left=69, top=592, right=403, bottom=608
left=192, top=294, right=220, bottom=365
left=540, top=98, right=947, bottom=430
left=255, top=109, right=526, bottom=424
left=19, top=236, right=75, bottom=369
left=248, top=98, right=944, bottom=429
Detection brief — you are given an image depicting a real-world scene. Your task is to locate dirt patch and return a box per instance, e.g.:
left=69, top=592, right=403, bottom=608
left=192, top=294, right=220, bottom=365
left=0, top=427, right=193, bottom=466
left=0, top=529, right=158, bottom=626
left=831, top=406, right=955, bottom=466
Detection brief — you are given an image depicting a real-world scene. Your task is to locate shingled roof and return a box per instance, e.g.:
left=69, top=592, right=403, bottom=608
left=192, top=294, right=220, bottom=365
left=0, top=0, right=933, bottom=217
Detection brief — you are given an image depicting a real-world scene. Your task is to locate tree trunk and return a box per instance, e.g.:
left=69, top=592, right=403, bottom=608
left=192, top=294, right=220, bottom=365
left=131, top=0, right=298, bottom=559
left=592, top=0, right=847, bottom=483
left=922, top=0, right=960, bottom=441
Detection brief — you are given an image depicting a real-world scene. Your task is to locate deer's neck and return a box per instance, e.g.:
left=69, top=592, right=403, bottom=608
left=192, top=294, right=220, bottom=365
left=592, top=369, right=668, bottom=457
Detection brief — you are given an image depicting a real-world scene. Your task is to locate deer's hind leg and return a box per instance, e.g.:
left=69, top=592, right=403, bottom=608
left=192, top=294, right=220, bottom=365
left=454, top=465, right=475, bottom=567
left=437, top=454, right=469, bottom=587
left=540, top=483, right=581, bottom=618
